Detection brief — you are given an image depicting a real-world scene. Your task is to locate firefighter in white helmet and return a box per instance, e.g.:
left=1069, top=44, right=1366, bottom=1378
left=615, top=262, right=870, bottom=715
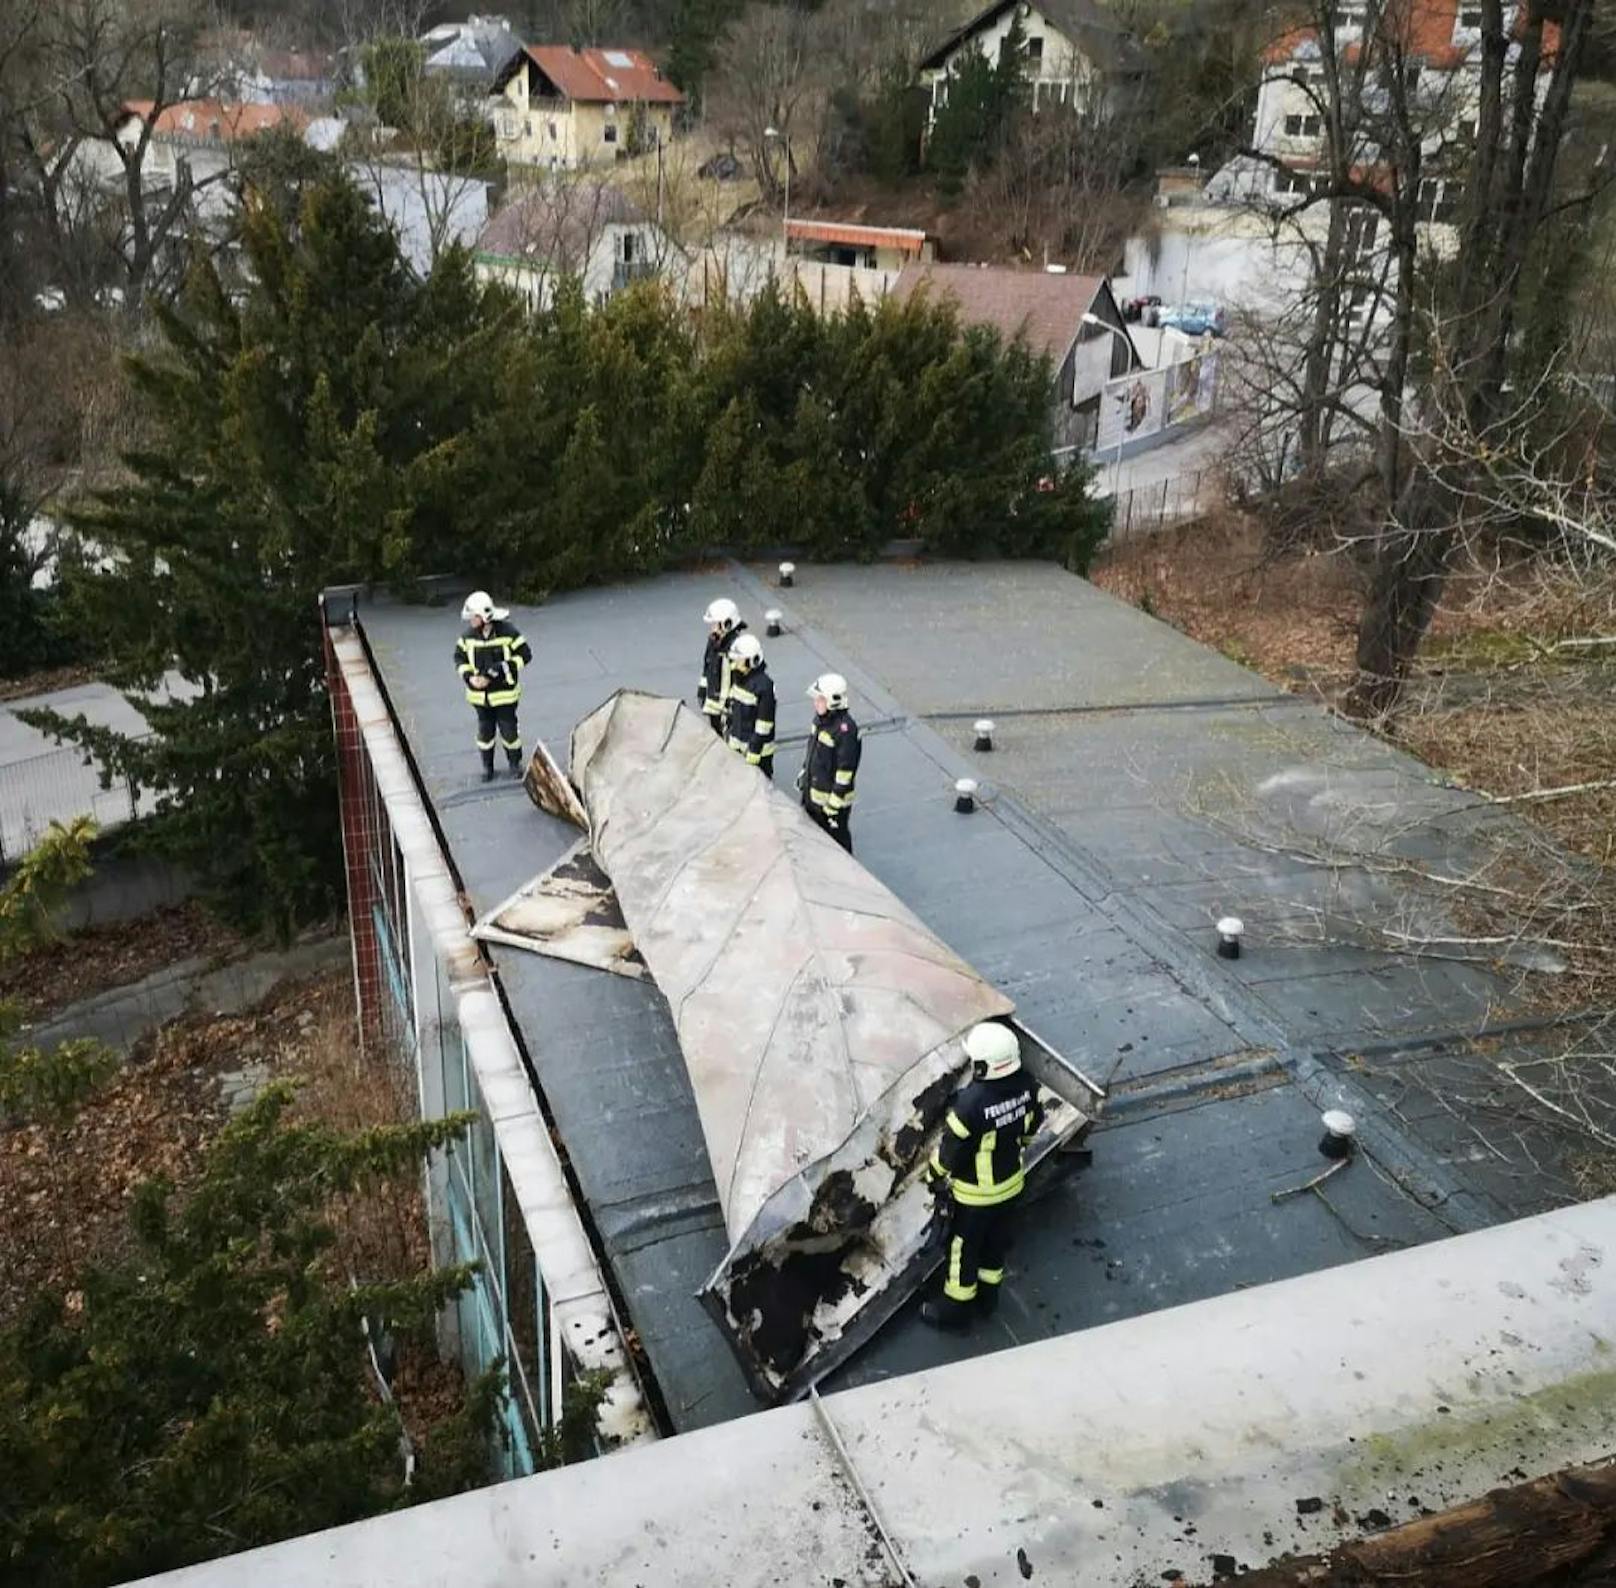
left=454, top=591, right=531, bottom=782
left=798, top=672, right=860, bottom=852
left=723, top=633, right=777, bottom=779
left=697, top=597, right=747, bottom=737
left=921, top=1021, right=1043, bottom=1331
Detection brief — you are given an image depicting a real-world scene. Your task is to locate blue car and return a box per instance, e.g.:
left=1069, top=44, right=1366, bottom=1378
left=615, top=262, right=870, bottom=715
left=1159, top=301, right=1227, bottom=338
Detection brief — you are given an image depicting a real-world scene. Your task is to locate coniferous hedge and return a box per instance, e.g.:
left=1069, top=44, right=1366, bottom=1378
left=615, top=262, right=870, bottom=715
left=31, top=169, right=1108, bottom=934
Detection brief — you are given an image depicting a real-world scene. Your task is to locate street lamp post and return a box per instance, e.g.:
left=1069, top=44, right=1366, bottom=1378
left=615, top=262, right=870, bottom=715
left=1082, top=310, right=1136, bottom=499
left=763, top=125, right=790, bottom=260
left=1178, top=153, right=1201, bottom=308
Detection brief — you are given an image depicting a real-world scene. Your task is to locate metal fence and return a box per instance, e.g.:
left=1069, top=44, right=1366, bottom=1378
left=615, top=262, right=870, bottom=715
left=0, top=737, right=153, bottom=865
left=1108, top=467, right=1221, bottom=542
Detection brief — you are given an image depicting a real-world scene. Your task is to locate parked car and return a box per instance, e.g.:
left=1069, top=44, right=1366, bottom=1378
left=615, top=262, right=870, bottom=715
left=1158, top=300, right=1227, bottom=338
left=1122, top=293, right=1161, bottom=324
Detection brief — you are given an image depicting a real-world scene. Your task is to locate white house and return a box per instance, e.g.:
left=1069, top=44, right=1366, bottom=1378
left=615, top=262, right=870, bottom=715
left=918, top=0, right=1146, bottom=129
left=892, top=262, right=1139, bottom=451
left=1251, top=0, right=1563, bottom=227
left=472, top=181, right=669, bottom=309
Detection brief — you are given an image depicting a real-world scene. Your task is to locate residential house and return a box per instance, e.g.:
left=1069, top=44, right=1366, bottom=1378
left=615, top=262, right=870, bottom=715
left=71, top=99, right=311, bottom=204
left=489, top=45, right=683, bottom=170
left=918, top=0, right=1145, bottom=130
left=473, top=181, right=668, bottom=309
left=780, top=218, right=933, bottom=313
left=1251, top=0, right=1563, bottom=232
left=421, top=14, right=520, bottom=104
left=893, top=262, right=1138, bottom=450
left=73, top=101, right=486, bottom=282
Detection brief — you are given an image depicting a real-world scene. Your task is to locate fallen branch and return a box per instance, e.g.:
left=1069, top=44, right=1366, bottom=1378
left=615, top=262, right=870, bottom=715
left=1480, top=779, right=1616, bottom=807
left=1270, top=1157, right=1348, bottom=1202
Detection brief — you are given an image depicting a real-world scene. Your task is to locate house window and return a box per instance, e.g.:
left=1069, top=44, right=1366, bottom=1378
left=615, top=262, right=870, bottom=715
left=1026, top=35, right=1044, bottom=60
left=1347, top=283, right=1372, bottom=322
left=1404, top=64, right=1421, bottom=91
left=524, top=119, right=532, bottom=138
left=1418, top=176, right=1457, bottom=222
left=621, top=232, right=637, bottom=262
left=548, top=120, right=557, bottom=140
left=1344, top=206, right=1380, bottom=260
left=1274, top=169, right=1321, bottom=196
left=1284, top=112, right=1323, bottom=136
left=1458, top=7, right=1482, bottom=26
left=604, top=122, right=618, bottom=144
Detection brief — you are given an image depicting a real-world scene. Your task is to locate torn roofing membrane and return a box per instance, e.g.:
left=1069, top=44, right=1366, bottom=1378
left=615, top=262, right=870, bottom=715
left=487, top=690, right=1092, bottom=1399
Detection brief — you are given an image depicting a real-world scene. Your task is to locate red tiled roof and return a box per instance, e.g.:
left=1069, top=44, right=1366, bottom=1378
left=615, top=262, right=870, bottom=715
left=121, top=99, right=309, bottom=141
left=1262, top=0, right=1561, bottom=73
left=520, top=45, right=684, bottom=105
left=892, top=263, right=1107, bottom=363
left=786, top=219, right=930, bottom=254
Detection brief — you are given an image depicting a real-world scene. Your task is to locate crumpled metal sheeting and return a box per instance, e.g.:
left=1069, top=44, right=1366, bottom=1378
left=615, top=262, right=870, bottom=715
left=569, top=690, right=1013, bottom=1249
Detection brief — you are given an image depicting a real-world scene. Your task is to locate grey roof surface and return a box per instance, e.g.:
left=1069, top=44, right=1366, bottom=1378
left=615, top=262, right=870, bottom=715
left=355, top=560, right=1569, bottom=1432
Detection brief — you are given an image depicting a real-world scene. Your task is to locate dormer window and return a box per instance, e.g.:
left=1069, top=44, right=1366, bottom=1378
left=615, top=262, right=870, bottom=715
left=1026, top=35, right=1044, bottom=60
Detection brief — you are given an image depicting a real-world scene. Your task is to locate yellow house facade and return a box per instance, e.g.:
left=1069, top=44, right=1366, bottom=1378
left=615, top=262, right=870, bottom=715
left=489, top=45, right=682, bottom=172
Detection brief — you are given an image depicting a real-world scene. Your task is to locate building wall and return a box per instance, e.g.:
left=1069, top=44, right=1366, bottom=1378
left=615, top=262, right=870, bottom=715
left=325, top=627, right=572, bottom=1478
left=494, top=69, right=676, bottom=171
left=923, top=5, right=1109, bottom=126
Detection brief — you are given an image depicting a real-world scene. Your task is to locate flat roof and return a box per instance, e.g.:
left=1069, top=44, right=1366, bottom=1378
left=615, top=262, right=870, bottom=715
left=353, top=561, right=1577, bottom=1432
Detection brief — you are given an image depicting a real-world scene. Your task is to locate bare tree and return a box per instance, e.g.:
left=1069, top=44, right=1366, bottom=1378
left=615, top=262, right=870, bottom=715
left=706, top=3, right=817, bottom=209
left=7, top=0, right=233, bottom=310
left=1350, top=0, right=1601, bottom=715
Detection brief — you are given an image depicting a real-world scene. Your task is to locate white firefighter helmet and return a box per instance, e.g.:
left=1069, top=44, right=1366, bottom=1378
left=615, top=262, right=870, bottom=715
left=729, top=632, right=763, bottom=672
left=807, top=672, right=849, bottom=711
left=703, top=596, right=740, bottom=632
left=461, top=589, right=507, bottom=624
left=965, top=1022, right=1021, bottom=1080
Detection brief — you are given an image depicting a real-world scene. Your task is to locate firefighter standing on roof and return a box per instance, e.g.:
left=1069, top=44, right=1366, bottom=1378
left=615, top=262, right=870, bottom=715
left=455, top=591, right=531, bottom=782
left=799, top=672, right=860, bottom=853
left=921, top=1022, right=1043, bottom=1331
left=697, top=598, right=747, bottom=737
left=724, top=633, right=776, bottom=779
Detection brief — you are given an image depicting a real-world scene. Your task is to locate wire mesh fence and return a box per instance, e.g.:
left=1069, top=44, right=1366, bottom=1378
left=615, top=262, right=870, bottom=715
left=1108, top=468, right=1221, bottom=542
left=0, top=735, right=153, bottom=865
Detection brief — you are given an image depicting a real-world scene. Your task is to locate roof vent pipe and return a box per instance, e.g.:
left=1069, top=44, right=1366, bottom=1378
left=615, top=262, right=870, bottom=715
left=1319, top=1109, right=1357, bottom=1160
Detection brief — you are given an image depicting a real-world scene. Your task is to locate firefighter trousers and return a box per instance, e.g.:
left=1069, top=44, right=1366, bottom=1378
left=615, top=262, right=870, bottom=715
left=937, top=1195, right=1017, bottom=1318
left=474, top=703, right=522, bottom=768
left=803, top=798, right=852, bottom=854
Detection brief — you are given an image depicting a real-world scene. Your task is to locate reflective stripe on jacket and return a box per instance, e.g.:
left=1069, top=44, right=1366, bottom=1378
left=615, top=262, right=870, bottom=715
left=801, top=707, right=860, bottom=811
left=699, top=623, right=746, bottom=720
left=930, top=1072, right=1043, bottom=1208
left=455, top=619, right=531, bottom=707
left=726, top=666, right=777, bottom=764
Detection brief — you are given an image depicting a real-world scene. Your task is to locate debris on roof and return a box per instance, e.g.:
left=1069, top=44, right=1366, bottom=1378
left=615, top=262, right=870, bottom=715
left=484, top=690, right=1098, bottom=1400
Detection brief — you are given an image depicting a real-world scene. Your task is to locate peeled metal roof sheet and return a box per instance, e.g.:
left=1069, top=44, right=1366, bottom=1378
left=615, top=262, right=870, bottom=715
left=569, top=690, right=1014, bottom=1246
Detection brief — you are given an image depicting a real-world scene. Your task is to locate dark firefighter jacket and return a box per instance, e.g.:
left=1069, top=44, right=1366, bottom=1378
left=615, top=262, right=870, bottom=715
left=455, top=619, right=531, bottom=708
left=929, top=1070, right=1044, bottom=1207
left=698, top=623, right=747, bottom=724
left=801, top=708, right=860, bottom=814
left=725, top=664, right=777, bottom=766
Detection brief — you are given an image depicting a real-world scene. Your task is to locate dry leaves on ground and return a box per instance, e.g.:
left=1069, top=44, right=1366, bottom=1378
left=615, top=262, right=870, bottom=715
left=0, top=899, right=245, bottom=1022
